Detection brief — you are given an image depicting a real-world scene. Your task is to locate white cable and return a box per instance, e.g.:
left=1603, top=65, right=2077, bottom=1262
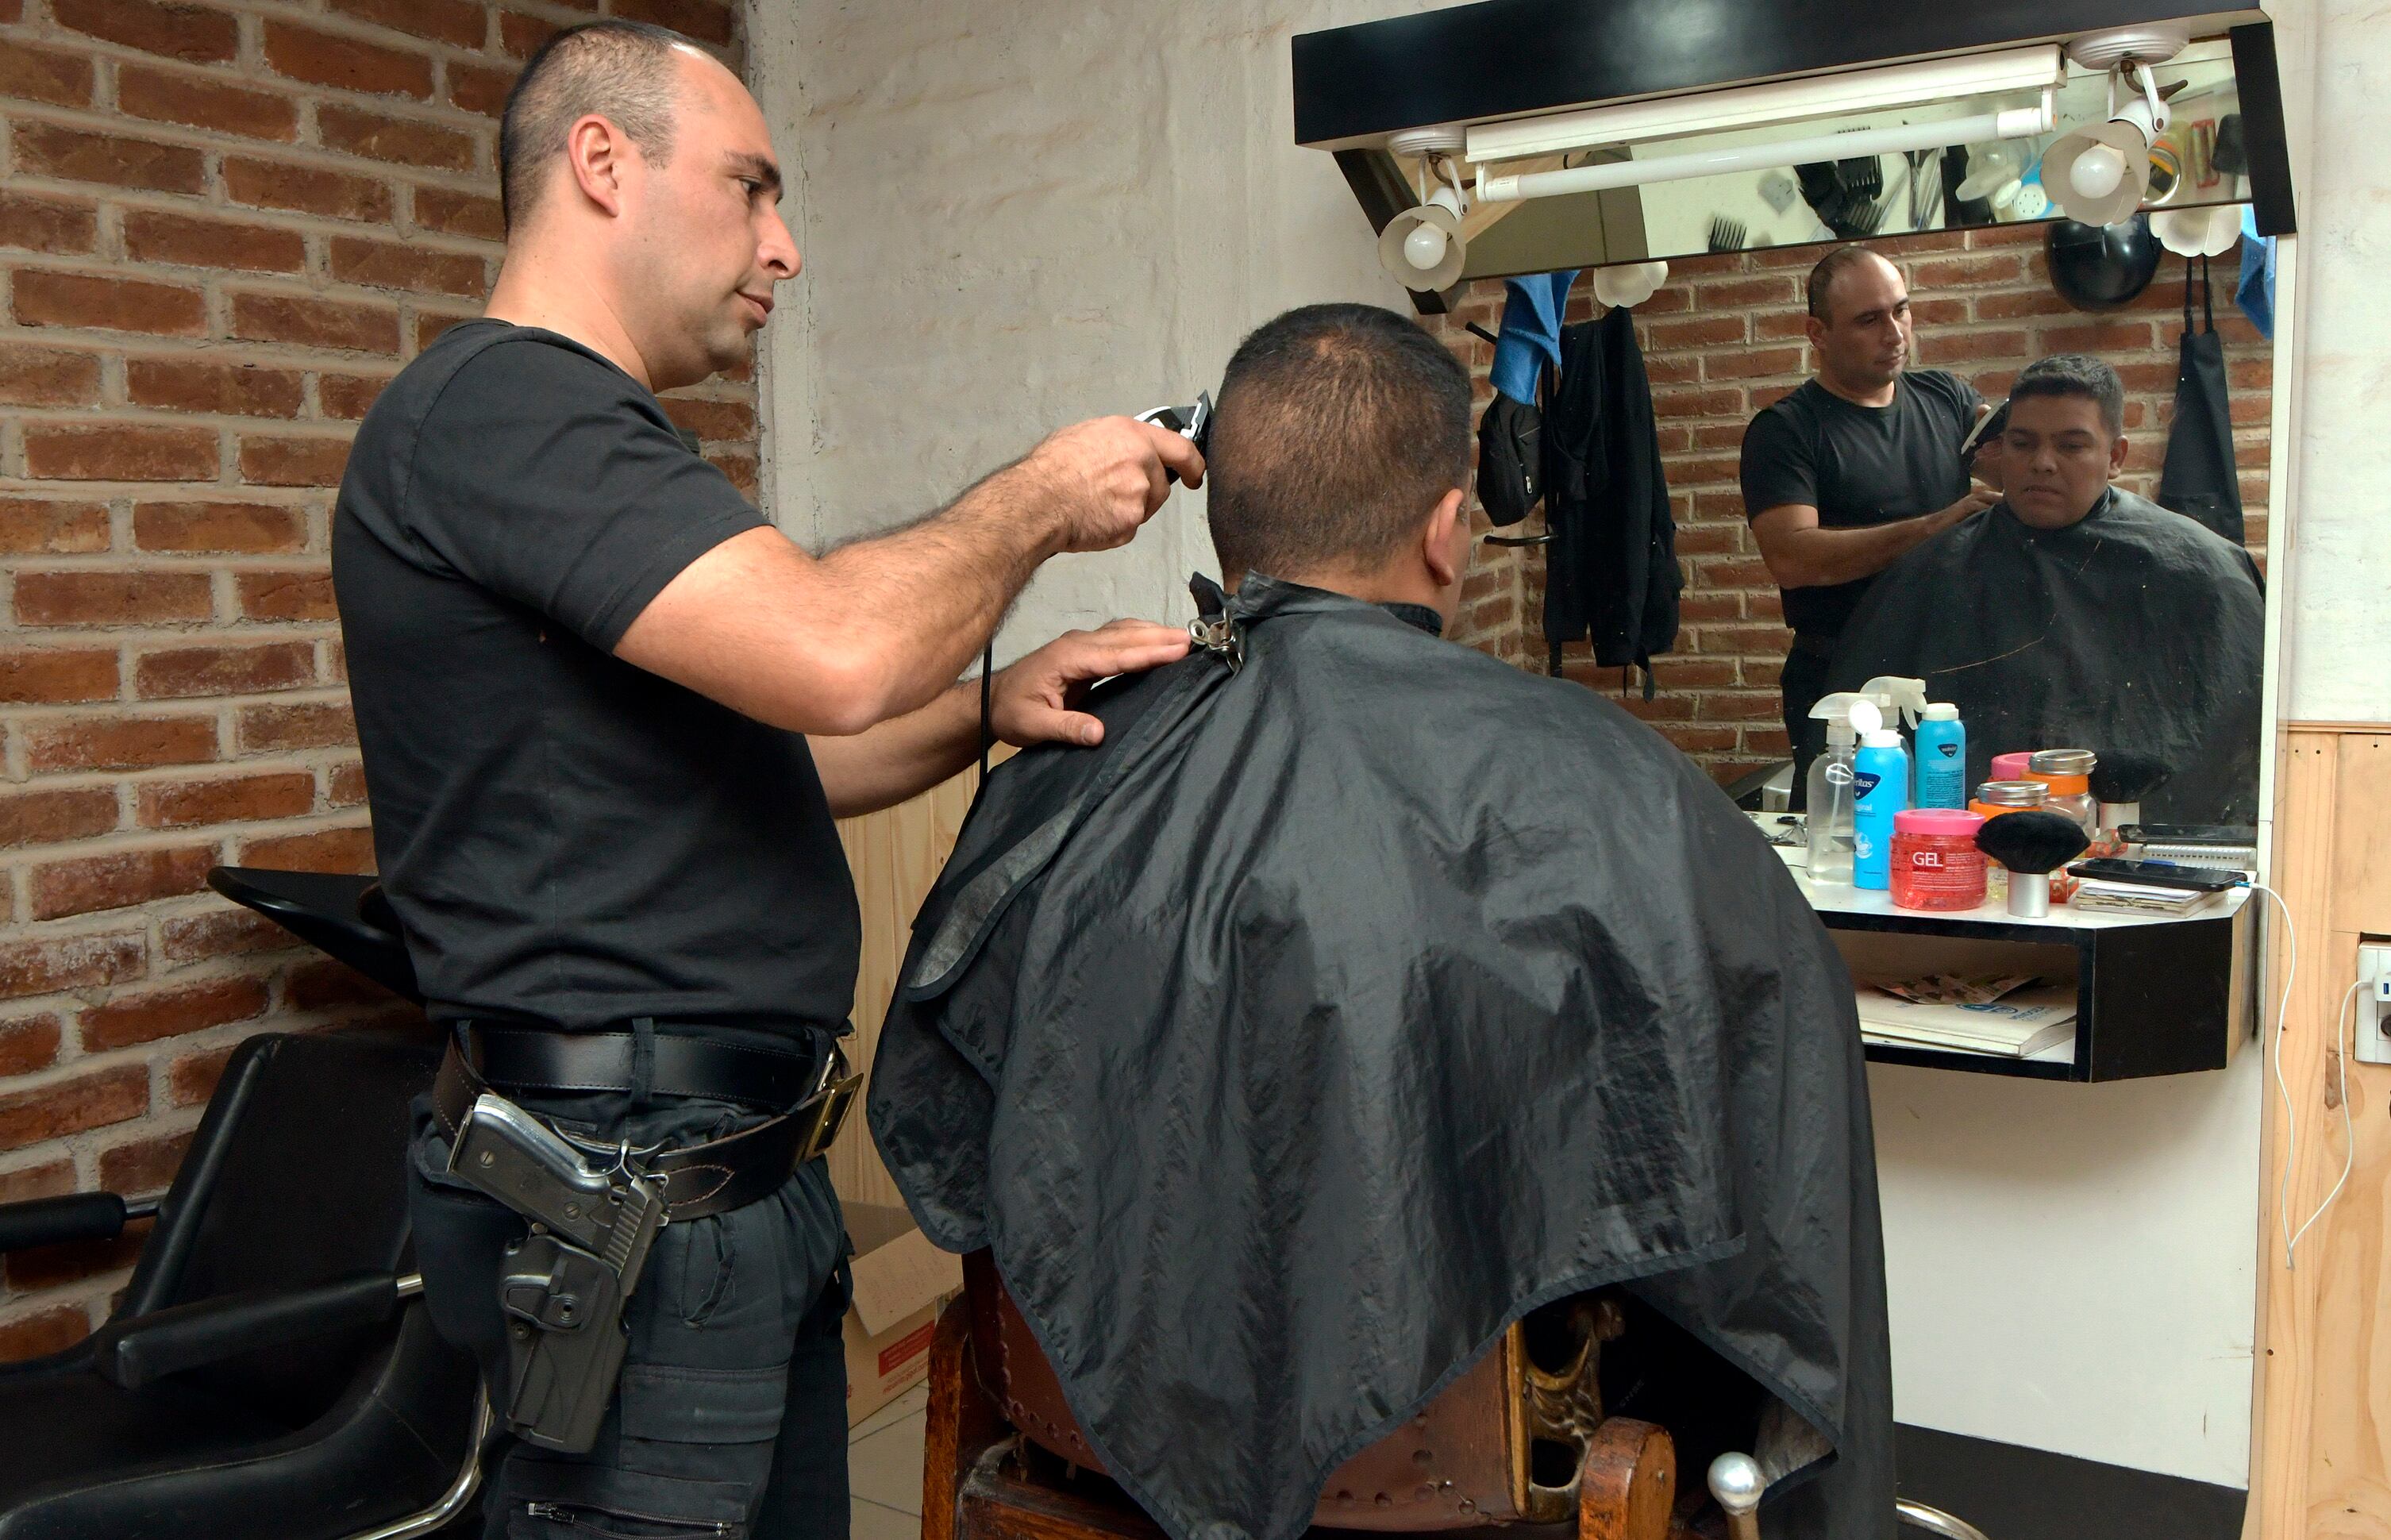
left=2247, top=884, right=2303, bottom=1269
left=2285, top=979, right=2364, bottom=1269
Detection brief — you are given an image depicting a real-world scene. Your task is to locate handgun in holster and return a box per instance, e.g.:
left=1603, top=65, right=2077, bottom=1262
left=445, top=1093, right=666, bottom=1453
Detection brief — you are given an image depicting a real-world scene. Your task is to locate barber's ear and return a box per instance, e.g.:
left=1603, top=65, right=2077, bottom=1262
left=1422, top=488, right=1469, bottom=588
left=567, top=113, right=630, bottom=217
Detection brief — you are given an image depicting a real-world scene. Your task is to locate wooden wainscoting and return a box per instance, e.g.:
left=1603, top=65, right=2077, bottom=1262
left=2251, top=730, right=2391, bottom=1538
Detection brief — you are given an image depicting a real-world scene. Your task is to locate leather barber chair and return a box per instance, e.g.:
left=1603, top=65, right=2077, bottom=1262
left=0, top=1026, right=483, bottom=1538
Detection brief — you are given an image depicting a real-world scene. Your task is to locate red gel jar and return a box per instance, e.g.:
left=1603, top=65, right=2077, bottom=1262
left=1890, top=808, right=1989, bottom=911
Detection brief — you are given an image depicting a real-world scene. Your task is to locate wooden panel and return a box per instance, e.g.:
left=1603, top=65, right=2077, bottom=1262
left=2250, top=729, right=2391, bottom=1538
left=831, top=770, right=979, bottom=1207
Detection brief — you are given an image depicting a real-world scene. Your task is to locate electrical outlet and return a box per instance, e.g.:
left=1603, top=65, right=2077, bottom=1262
left=2355, top=943, right=2391, bottom=1067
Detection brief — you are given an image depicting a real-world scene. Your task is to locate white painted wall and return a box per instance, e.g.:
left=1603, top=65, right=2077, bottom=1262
left=752, top=0, right=1460, bottom=660
left=745, top=0, right=2388, bottom=1496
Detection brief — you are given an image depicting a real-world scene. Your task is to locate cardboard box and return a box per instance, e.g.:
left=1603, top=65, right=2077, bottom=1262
left=841, top=1200, right=963, bottom=1426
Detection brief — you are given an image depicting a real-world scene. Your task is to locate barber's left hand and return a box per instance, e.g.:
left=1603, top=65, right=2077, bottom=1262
left=991, top=619, right=1191, bottom=748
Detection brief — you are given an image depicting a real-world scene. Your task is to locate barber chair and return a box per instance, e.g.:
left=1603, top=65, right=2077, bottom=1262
left=0, top=1027, right=483, bottom=1539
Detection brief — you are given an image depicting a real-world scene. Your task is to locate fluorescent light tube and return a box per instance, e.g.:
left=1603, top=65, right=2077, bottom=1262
left=1464, top=45, right=2064, bottom=164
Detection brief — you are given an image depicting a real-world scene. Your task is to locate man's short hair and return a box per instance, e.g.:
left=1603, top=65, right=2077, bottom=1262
left=2009, top=352, right=2127, bottom=437
left=1806, top=244, right=1894, bottom=322
left=500, top=20, right=691, bottom=233
left=1205, top=303, right=1472, bottom=583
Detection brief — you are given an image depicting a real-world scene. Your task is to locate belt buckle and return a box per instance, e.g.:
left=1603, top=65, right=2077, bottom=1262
left=793, top=1044, right=861, bottom=1164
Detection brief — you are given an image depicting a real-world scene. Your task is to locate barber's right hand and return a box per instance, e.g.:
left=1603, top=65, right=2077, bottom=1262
left=1025, top=417, right=1207, bottom=554
left=1936, top=483, right=2002, bottom=525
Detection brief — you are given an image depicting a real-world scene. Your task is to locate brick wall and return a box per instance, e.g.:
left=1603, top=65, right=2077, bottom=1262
left=1429, top=223, right=2273, bottom=786
left=0, top=0, right=754, bottom=1360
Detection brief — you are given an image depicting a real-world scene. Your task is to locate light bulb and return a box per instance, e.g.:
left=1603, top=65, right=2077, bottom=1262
left=2070, top=143, right=2127, bottom=200
left=1402, top=221, right=1449, bottom=271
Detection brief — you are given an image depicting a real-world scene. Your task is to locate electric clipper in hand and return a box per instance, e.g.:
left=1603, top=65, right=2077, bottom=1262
left=448, top=1093, right=666, bottom=1453
left=1135, top=391, right=1212, bottom=484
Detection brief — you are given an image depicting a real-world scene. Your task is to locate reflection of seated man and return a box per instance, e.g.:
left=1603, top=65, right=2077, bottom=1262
left=1824, top=354, right=2264, bottom=822
left=868, top=304, right=1890, bottom=1540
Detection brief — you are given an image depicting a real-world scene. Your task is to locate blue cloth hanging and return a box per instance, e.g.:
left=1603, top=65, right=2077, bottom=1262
left=1491, top=270, right=1577, bottom=403
left=2235, top=205, right=2275, bottom=340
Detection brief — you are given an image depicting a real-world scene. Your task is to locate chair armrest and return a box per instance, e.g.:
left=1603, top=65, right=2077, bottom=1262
left=92, top=1271, right=403, bottom=1390
left=0, top=1192, right=126, bottom=1254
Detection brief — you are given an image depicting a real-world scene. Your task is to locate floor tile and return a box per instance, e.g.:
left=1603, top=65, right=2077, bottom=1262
left=849, top=1496, right=921, bottom=1540
left=849, top=1381, right=931, bottom=1445
left=847, top=1410, right=929, bottom=1515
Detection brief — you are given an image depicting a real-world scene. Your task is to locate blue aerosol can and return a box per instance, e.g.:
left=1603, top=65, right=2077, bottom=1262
left=1914, top=703, right=1967, bottom=810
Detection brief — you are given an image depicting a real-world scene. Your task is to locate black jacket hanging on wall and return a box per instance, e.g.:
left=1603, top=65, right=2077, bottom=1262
left=1542, top=305, right=1681, bottom=682
left=2156, top=255, right=2244, bottom=545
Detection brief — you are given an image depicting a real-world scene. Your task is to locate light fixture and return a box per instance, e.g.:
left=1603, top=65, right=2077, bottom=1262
left=2151, top=203, right=2241, bottom=257
left=1377, top=126, right=1469, bottom=292
left=2044, top=63, right=2170, bottom=226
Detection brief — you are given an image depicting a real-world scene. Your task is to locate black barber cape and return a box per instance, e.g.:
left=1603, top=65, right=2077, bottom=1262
left=868, top=576, right=1892, bottom=1540
left=1823, top=487, right=2264, bottom=822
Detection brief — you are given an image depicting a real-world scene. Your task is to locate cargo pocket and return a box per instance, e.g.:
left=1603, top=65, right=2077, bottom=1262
left=506, top=1361, right=789, bottom=1540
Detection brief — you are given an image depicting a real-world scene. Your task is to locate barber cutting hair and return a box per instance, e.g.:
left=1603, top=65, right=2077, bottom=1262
left=333, top=20, right=1199, bottom=1540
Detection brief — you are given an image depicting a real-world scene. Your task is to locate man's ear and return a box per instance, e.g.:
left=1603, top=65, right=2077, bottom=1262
left=1422, top=487, right=1469, bottom=589
left=2108, top=433, right=2130, bottom=475
left=565, top=113, right=630, bottom=218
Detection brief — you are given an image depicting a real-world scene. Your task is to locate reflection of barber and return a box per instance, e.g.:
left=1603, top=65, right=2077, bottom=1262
left=1741, top=248, right=1996, bottom=796
left=1824, top=356, right=2266, bottom=822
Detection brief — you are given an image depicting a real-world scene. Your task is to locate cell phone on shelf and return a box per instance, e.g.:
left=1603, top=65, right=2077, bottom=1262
left=2116, top=823, right=2257, bottom=846
left=2067, top=858, right=2245, bottom=892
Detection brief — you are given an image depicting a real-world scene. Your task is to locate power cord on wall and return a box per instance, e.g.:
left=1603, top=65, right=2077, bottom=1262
left=2253, top=882, right=2358, bottom=1270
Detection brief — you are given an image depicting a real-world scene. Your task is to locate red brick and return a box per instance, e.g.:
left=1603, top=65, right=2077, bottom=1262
left=2041, top=320, right=2158, bottom=353
left=1974, top=288, right=2074, bottom=321
left=0, top=191, right=99, bottom=255
left=660, top=397, right=756, bottom=442
left=411, top=184, right=503, bottom=241
left=1744, top=728, right=1792, bottom=757
left=610, top=0, right=734, bottom=44
left=0, top=1014, right=64, bottom=1077
left=1923, top=328, right=2031, bottom=365
left=1658, top=725, right=1740, bottom=754
left=160, top=904, right=293, bottom=964
left=224, top=157, right=394, bottom=224
left=1651, top=387, right=1744, bottom=418
left=237, top=699, right=354, bottom=752
left=0, top=345, right=102, bottom=409
left=1677, top=592, right=1743, bottom=623
left=10, top=121, right=206, bottom=195
left=229, top=291, right=401, bottom=355
left=122, top=210, right=306, bottom=274
left=237, top=569, right=337, bottom=622
left=0, top=788, right=121, bottom=850
left=329, top=234, right=485, bottom=295
left=126, top=358, right=306, bottom=418
left=134, top=500, right=306, bottom=554
left=1696, top=275, right=1799, bottom=309
left=318, top=373, right=395, bottom=420
left=1694, top=692, right=1781, bottom=721
left=135, top=642, right=314, bottom=700
left=328, top=760, right=369, bottom=807
left=1690, top=422, right=1745, bottom=452
left=53, top=0, right=238, bottom=62
left=318, top=105, right=476, bottom=173
left=414, top=309, right=481, bottom=352
left=1673, top=523, right=1743, bottom=556
left=499, top=9, right=561, bottom=57
left=99, top=1130, right=194, bottom=1195
left=1910, top=253, right=2025, bottom=288
left=239, top=435, right=352, bottom=487
left=139, top=769, right=315, bottom=829
left=29, top=844, right=217, bottom=920
left=1703, top=348, right=1801, bottom=382
left=707, top=450, right=757, bottom=498
left=237, top=826, right=374, bottom=876
left=447, top=60, right=516, bottom=118
left=0, top=649, right=120, bottom=704
left=0, top=1306, right=94, bottom=1362
left=2229, top=357, right=2271, bottom=392
left=0, top=40, right=97, bottom=106
left=0, top=1063, right=148, bottom=1149
left=79, top=976, right=271, bottom=1050
left=263, top=19, right=434, bottom=99
left=116, top=64, right=299, bottom=141
left=12, top=271, right=205, bottom=337
left=1754, top=312, right=1813, bottom=342
left=0, top=1158, right=77, bottom=1206
left=1649, top=658, right=1739, bottom=690
left=25, top=716, right=217, bottom=774
left=169, top=1044, right=235, bottom=1107
left=14, top=571, right=214, bottom=627
left=329, top=0, right=485, bottom=46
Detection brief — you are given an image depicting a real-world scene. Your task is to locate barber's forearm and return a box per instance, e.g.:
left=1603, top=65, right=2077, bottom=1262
left=1770, top=514, right=1950, bottom=590
left=807, top=682, right=982, bottom=819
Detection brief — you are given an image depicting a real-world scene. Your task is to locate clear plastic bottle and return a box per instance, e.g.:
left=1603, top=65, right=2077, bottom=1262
left=1805, top=718, right=1860, bottom=884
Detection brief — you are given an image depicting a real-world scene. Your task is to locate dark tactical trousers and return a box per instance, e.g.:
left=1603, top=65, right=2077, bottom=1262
left=1780, top=641, right=1832, bottom=813
left=409, top=1084, right=852, bottom=1539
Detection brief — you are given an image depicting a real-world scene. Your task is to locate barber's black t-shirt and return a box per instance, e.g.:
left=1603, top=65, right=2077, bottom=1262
left=1738, top=369, right=1981, bottom=641
left=333, top=320, right=857, bottom=1036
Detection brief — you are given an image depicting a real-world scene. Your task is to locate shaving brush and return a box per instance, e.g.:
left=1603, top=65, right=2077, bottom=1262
left=1976, top=810, right=2091, bottom=918
left=2089, top=753, right=2172, bottom=834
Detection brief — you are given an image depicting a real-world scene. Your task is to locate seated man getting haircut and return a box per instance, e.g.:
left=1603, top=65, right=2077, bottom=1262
left=1825, top=353, right=2266, bottom=822
left=868, top=304, right=1892, bottom=1540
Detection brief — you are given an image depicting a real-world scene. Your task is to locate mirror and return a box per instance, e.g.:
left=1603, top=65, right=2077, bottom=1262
left=1458, top=40, right=2254, bottom=281
left=1448, top=208, right=2270, bottom=831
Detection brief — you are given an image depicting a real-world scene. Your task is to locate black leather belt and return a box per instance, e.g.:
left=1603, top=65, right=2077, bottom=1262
left=431, top=1025, right=858, bottom=1222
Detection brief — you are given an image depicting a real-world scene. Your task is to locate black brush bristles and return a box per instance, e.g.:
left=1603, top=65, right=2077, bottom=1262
left=2089, top=752, right=2172, bottom=806
left=1975, top=810, right=2090, bottom=876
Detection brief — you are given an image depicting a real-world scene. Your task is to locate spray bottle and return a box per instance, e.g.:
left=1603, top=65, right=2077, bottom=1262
left=1850, top=698, right=1912, bottom=891
left=1804, top=695, right=1865, bottom=884
left=1854, top=676, right=1928, bottom=791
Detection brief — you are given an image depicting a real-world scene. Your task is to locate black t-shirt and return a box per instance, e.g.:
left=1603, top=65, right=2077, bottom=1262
left=333, top=320, right=858, bottom=1037
left=1738, top=369, right=1981, bottom=640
